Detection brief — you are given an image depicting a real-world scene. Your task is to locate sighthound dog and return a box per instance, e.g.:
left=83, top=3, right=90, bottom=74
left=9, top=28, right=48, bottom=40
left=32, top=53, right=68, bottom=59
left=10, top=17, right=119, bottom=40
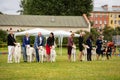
left=71, top=44, right=76, bottom=62
left=26, top=45, right=35, bottom=62
left=38, top=46, right=46, bottom=63
left=14, top=43, right=21, bottom=63
left=82, top=44, right=89, bottom=61
left=50, top=46, right=56, bottom=62
left=92, top=47, right=96, bottom=61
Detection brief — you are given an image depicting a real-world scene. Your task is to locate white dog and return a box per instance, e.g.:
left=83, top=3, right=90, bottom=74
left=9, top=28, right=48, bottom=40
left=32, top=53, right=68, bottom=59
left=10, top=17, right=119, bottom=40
left=38, top=46, right=46, bottom=63
left=50, top=46, right=56, bottom=62
left=26, top=45, right=35, bottom=62
left=14, top=43, right=21, bottom=63
left=71, top=44, right=76, bottom=62
left=92, top=47, right=96, bottom=60
left=83, top=44, right=89, bottom=61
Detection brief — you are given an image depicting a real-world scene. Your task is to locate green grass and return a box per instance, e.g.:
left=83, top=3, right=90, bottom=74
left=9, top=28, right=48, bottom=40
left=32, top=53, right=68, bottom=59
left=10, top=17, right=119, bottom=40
left=0, top=48, right=120, bottom=80
left=0, top=47, right=8, bottom=52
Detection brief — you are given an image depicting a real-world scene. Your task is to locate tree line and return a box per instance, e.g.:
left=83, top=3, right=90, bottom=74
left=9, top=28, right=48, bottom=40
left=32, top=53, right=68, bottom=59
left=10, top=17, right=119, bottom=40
left=1, top=27, right=120, bottom=47
left=21, top=0, right=93, bottom=16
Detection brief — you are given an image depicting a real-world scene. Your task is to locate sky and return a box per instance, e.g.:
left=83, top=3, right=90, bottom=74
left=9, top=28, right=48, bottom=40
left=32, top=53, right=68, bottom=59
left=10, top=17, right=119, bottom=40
left=0, top=0, right=21, bottom=15
left=0, top=0, right=120, bottom=15
left=94, top=0, right=120, bottom=7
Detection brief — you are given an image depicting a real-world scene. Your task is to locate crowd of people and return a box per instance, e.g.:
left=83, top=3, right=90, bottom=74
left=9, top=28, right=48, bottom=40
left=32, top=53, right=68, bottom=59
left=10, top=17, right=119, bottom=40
left=7, top=30, right=55, bottom=63
left=7, top=29, right=115, bottom=63
left=67, top=32, right=115, bottom=62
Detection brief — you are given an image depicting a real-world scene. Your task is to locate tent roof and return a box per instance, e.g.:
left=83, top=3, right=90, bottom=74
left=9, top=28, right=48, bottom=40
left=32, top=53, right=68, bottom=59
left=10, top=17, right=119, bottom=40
left=15, top=28, right=51, bottom=36
left=15, top=28, right=79, bottom=37
left=53, top=30, right=79, bottom=37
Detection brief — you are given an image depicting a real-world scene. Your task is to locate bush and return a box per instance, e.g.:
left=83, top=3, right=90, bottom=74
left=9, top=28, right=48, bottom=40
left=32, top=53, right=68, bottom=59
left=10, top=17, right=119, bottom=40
left=0, top=29, right=7, bottom=44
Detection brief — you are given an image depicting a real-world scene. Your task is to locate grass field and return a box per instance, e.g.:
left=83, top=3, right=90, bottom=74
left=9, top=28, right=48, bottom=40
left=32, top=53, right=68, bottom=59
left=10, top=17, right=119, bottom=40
left=0, top=48, right=120, bottom=80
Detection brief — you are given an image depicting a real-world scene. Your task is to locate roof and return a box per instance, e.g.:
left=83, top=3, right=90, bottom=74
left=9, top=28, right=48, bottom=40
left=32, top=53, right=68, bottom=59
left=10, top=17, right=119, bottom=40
left=0, top=15, right=88, bottom=28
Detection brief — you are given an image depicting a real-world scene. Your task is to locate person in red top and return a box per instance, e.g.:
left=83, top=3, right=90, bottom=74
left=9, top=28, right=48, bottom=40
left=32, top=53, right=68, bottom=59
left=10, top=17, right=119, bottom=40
left=67, top=33, right=74, bottom=62
left=106, top=41, right=114, bottom=59
left=46, top=32, right=55, bottom=62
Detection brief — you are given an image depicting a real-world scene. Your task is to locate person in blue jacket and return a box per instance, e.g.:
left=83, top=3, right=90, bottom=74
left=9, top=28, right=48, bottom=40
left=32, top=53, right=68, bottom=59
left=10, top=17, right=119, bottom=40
left=86, top=35, right=93, bottom=61
left=34, top=32, right=44, bottom=62
left=22, top=32, right=30, bottom=62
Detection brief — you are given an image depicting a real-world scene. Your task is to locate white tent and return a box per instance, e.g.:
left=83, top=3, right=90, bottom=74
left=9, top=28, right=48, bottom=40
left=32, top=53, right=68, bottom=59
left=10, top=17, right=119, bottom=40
left=15, top=28, right=51, bottom=36
left=15, top=28, right=79, bottom=55
left=53, top=30, right=79, bottom=55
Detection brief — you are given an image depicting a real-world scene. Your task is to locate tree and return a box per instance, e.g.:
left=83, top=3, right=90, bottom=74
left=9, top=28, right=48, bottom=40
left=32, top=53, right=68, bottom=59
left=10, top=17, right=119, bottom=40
left=103, top=27, right=115, bottom=41
left=0, top=29, right=7, bottom=44
left=21, top=0, right=93, bottom=16
left=0, top=12, right=3, bottom=14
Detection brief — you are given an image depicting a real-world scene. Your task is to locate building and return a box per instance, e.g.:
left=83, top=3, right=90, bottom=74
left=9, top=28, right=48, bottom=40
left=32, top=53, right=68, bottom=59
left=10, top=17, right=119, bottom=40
left=109, top=6, right=120, bottom=28
left=89, top=5, right=120, bottom=29
left=0, top=14, right=90, bottom=32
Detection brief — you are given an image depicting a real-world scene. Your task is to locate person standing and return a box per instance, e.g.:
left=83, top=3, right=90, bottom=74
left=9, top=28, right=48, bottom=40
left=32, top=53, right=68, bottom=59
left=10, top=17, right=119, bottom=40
left=34, top=32, right=44, bottom=62
left=7, top=30, right=16, bottom=63
left=86, top=35, right=93, bottom=61
left=22, top=32, right=30, bottom=62
left=67, top=33, right=74, bottom=62
left=96, top=36, right=103, bottom=60
left=78, top=32, right=85, bottom=61
left=46, top=32, right=55, bottom=62
left=106, top=41, right=114, bottom=60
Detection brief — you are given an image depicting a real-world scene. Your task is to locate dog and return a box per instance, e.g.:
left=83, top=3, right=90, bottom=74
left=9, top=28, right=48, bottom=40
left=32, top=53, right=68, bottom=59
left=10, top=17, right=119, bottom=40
left=92, top=47, right=96, bottom=60
left=26, top=45, right=35, bottom=62
left=82, top=44, right=89, bottom=61
left=71, top=44, right=76, bottom=62
left=50, top=46, right=56, bottom=62
left=38, top=46, right=46, bottom=63
left=14, top=43, right=21, bottom=63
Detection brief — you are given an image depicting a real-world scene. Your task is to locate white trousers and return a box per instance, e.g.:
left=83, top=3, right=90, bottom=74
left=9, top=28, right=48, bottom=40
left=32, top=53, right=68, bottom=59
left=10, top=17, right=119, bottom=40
left=8, top=46, right=15, bottom=63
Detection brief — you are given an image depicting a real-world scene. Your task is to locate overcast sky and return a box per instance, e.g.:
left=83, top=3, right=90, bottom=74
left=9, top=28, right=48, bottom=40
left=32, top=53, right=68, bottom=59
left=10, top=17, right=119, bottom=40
left=0, top=0, right=21, bottom=15
left=0, top=0, right=120, bottom=15
left=94, top=0, right=120, bottom=7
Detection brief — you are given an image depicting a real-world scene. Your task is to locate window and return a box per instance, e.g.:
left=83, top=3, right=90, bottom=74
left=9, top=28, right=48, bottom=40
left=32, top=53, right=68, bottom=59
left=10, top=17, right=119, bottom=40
left=114, top=20, right=117, bottom=24
left=95, top=14, right=98, bottom=17
left=104, top=15, right=106, bottom=18
left=104, top=21, right=107, bottom=24
left=95, top=21, right=98, bottom=24
left=119, top=15, right=120, bottom=18
left=111, top=20, right=113, bottom=24
left=114, top=15, right=117, bottom=18
left=118, top=20, right=120, bottom=25
left=100, top=21, right=102, bottom=24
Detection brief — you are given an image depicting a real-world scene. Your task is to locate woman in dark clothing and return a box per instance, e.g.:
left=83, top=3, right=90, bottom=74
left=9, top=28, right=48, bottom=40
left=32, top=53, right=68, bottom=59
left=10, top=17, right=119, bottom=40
left=46, top=32, right=54, bottom=62
left=7, top=30, right=16, bottom=63
left=78, top=32, right=85, bottom=61
left=86, top=35, right=93, bottom=61
left=96, top=36, right=103, bottom=60
left=67, top=33, right=74, bottom=62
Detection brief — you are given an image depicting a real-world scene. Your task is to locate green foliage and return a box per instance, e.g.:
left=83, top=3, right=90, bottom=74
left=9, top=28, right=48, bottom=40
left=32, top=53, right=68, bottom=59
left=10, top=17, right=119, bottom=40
left=21, top=0, right=93, bottom=16
left=0, top=29, right=7, bottom=44
left=103, top=27, right=120, bottom=41
left=0, top=12, right=3, bottom=14
left=16, top=35, right=35, bottom=46
left=90, top=28, right=99, bottom=42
